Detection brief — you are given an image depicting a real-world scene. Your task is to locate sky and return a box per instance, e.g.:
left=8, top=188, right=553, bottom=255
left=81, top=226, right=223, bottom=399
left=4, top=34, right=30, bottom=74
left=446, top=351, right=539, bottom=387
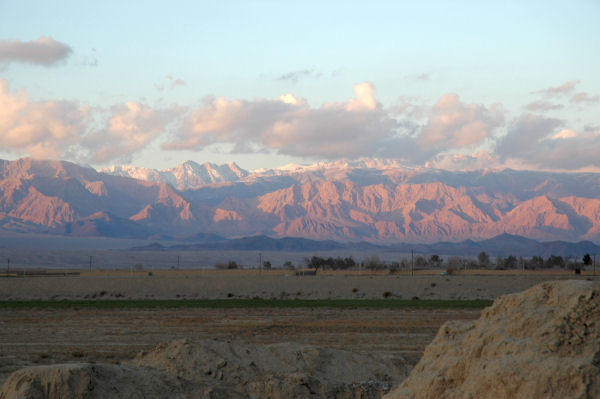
left=0, top=0, right=599, bottom=171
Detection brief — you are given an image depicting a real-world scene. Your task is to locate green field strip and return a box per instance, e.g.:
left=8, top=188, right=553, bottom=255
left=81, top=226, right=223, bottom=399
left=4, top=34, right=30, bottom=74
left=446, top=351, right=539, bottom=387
left=0, top=298, right=493, bottom=310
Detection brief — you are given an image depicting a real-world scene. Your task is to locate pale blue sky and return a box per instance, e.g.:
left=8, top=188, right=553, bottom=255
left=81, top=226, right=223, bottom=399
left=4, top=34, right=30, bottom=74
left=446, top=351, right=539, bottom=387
left=0, top=0, right=598, bottom=170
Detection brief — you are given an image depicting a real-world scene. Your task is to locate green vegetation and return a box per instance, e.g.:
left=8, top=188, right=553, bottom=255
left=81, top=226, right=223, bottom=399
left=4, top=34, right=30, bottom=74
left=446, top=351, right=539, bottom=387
left=0, top=298, right=492, bottom=310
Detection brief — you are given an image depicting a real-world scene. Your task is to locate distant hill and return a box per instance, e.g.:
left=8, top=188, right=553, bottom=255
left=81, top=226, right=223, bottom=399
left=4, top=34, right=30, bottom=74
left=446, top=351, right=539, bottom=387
left=131, top=233, right=600, bottom=257
left=49, top=211, right=156, bottom=239
left=168, top=235, right=348, bottom=251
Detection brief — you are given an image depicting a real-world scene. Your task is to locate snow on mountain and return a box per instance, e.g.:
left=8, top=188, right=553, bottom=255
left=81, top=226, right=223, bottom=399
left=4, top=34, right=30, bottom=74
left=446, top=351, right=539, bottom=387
left=101, top=161, right=249, bottom=190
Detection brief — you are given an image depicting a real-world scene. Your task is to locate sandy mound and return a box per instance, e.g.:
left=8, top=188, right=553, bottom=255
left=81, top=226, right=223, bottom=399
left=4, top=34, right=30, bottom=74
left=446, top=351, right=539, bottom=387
left=0, top=363, right=189, bottom=399
left=1, top=339, right=409, bottom=399
left=385, top=280, right=600, bottom=399
left=131, top=339, right=410, bottom=398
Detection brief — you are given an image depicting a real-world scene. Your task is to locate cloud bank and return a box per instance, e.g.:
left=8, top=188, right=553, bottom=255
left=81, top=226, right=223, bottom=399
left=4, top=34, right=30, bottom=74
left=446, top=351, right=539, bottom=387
left=0, top=78, right=598, bottom=171
left=0, top=37, right=72, bottom=66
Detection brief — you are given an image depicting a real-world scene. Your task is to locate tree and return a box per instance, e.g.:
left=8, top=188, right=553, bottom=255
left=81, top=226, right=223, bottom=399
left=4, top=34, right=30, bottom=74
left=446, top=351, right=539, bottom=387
left=283, top=261, right=295, bottom=270
left=429, top=254, right=443, bottom=267
left=495, top=256, right=505, bottom=270
left=477, top=252, right=490, bottom=267
left=263, top=261, right=272, bottom=270
left=583, top=253, right=592, bottom=266
left=504, top=255, right=517, bottom=269
left=545, top=255, right=564, bottom=268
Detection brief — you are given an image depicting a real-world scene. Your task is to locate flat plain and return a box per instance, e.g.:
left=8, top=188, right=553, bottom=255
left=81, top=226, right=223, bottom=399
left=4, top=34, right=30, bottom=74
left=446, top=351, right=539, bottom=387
left=0, top=269, right=594, bottom=388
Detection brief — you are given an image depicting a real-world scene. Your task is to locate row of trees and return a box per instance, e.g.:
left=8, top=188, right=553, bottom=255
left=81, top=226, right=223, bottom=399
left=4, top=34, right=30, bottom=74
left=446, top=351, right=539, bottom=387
left=214, top=252, right=595, bottom=271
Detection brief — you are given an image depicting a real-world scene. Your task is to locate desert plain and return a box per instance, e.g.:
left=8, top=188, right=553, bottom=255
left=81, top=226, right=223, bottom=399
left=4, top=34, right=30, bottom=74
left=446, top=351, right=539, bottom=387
left=0, top=268, right=594, bottom=392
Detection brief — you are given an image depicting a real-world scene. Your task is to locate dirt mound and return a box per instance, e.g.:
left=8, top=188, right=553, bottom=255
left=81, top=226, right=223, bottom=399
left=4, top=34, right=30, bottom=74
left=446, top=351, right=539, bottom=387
left=131, top=339, right=409, bottom=398
left=385, top=280, right=600, bottom=399
left=0, top=363, right=189, bottom=399
left=1, top=340, right=410, bottom=398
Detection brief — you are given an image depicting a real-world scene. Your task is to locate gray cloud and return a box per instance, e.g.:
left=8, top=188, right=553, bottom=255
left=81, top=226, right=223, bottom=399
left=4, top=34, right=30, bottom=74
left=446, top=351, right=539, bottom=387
left=524, top=100, right=564, bottom=112
left=155, top=75, right=186, bottom=92
left=0, top=36, right=72, bottom=66
left=491, top=114, right=600, bottom=170
left=531, top=80, right=580, bottom=98
left=405, top=72, right=430, bottom=81
left=570, top=92, right=600, bottom=104
left=276, top=69, right=316, bottom=83
left=496, top=114, right=563, bottom=160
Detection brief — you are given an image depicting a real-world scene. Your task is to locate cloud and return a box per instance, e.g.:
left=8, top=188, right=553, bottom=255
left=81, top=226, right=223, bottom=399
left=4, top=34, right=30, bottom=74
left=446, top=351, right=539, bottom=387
left=552, top=129, right=577, bottom=140
left=405, top=73, right=430, bottom=81
left=0, top=36, right=72, bottom=66
left=417, top=93, right=504, bottom=156
left=163, top=82, right=397, bottom=158
left=570, top=92, right=600, bottom=104
left=0, top=80, right=88, bottom=158
left=496, top=114, right=563, bottom=160
left=276, top=69, right=315, bottom=83
left=426, top=151, right=502, bottom=171
left=531, top=80, right=580, bottom=98
left=492, top=114, right=600, bottom=170
left=80, top=103, right=184, bottom=163
left=80, top=48, right=99, bottom=67
left=163, top=84, right=508, bottom=164
left=0, top=79, right=181, bottom=164
left=155, top=75, right=186, bottom=92
left=5, top=76, right=595, bottom=171
left=524, top=100, right=564, bottom=112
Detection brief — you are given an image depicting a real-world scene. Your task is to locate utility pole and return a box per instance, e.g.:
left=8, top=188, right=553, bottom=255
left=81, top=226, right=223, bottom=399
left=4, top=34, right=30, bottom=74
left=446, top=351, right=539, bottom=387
left=411, top=250, right=414, bottom=277
left=177, top=255, right=180, bottom=269
left=594, top=254, right=596, bottom=277
left=7, top=258, right=9, bottom=275
left=89, top=256, right=92, bottom=272
left=259, top=252, right=262, bottom=275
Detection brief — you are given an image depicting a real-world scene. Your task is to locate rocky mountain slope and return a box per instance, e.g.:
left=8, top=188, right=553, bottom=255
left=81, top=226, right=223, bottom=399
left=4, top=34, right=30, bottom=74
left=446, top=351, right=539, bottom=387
left=2, top=157, right=600, bottom=243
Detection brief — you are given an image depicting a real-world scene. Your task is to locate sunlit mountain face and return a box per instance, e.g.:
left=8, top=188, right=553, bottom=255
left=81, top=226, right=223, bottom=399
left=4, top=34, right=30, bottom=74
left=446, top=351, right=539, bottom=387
left=2, top=157, right=600, bottom=244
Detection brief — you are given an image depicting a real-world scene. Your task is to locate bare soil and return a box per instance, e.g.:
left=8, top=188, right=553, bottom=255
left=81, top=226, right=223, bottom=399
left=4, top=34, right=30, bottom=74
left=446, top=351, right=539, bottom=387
left=1, top=271, right=593, bottom=390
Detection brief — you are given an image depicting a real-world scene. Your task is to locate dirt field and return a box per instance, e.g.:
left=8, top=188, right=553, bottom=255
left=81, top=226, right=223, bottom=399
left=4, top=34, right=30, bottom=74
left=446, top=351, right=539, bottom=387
left=0, top=269, right=592, bottom=301
left=0, top=306, right=480, bottom=387
left=0, top=271, right=594, bottom=389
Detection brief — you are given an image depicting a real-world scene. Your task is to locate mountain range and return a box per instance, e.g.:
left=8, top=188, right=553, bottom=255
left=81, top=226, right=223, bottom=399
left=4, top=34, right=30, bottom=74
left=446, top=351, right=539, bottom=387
left=2, top=157, right=600, bottom=245
left=131, top=233, right=600, bottom=258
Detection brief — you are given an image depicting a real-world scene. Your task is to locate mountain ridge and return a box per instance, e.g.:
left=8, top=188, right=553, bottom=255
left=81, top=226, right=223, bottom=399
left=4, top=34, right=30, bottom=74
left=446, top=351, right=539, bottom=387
left=2, top=157, right=600, bottom=244
left=131, top=233, right=600, bottom=257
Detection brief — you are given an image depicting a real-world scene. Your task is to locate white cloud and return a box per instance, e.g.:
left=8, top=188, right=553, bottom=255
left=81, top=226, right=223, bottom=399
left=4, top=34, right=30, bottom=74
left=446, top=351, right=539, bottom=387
left=552, top=129, right=577, bottom=140
left=418, top=93, right=504, bottom=153
left=0, top=80, right=87, bottom=158
left=163, top=82, right=396, bottom=159
left=81, top=102, right=184, bottom=163
left=0, top=36, right=72, bottom=66
left=425, top=151, right=502, bottom=171
left=0, top=79, right=181, bottom=164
